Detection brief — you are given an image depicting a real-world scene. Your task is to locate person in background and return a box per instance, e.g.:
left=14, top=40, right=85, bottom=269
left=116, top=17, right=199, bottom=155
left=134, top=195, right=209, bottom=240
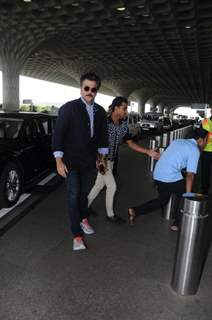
left=128, top=127, right=208, bottom=231
left=52, top=72, right=108, bottom=251
left=201, top=107, right=212, bottom=195
left=88, top=96, right=159, bottom=223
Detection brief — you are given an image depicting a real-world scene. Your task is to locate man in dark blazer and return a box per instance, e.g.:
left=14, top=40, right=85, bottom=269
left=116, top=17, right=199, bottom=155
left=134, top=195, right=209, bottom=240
left=52, top=72, right=108, bottom=251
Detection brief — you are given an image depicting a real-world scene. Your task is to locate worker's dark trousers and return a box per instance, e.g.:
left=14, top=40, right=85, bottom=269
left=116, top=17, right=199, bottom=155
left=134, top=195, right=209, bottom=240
left=133, top=179, right=185, bottom=226
left=201, top=151, right=212, bottom=194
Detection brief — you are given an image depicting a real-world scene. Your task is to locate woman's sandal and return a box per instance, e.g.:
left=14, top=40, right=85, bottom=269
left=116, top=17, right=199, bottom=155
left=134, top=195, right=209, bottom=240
left=128, top=208, right=136, bottom=225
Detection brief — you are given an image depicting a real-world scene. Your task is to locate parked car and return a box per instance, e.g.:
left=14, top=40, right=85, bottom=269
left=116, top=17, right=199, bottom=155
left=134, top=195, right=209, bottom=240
left=193, top=119, right=201, bottom=129
left=139, top=112, right=163, bottom=132
left=162, top=117, right=173, bottom=131
left=127, top=112, right=141, bottom=138
left=0, top=112, right=56, bottom=208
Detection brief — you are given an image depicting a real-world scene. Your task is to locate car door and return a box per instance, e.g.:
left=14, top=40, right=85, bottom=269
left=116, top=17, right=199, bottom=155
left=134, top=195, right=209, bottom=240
left=21, top=119, right=45, bottom=179
left=36, top=117, right=54, bottom=169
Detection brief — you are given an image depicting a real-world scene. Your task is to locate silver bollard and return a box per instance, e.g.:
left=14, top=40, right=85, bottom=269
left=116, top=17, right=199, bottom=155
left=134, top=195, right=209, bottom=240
left=162, top=194, right=175, bottom=220
left=159, top=147, right=165, bottom=154
left=169, top=131, right=174, bottom=144
left=148, top=157, right=155, bottom=172
left=149, top=139, right=157, bottom=150
left=148, top=139, right=157, bottom=172
left=182, top=128, right=185, bottom=138
left=176, top=129, right=180, bottom=139
left=162, top=133, right=169, bottom=148
left=155, top=135, right=161, bottom=148
left=171, top=193, right=210, bottom=295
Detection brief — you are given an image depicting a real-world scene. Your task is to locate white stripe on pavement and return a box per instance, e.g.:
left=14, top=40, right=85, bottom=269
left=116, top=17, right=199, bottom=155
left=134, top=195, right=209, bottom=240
left=0, top=193, right=31, bottom=219
left=36, top=172, right=57, bottom=186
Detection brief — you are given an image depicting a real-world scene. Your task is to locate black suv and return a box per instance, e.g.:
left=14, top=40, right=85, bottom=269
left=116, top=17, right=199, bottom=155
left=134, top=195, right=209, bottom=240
left=0, top=112, right=56, bottom=208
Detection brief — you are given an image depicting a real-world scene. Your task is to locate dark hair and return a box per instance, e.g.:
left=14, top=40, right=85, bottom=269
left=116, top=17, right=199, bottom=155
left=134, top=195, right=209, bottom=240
left=80, top=72, right=101, bottom=90
left=109, top=96, right=128, bottom=112
left=192, top=126, right=208, bottom=140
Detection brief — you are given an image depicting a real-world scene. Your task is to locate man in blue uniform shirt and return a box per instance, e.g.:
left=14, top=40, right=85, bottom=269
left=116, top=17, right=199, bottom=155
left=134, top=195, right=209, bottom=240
left=128, top=127, right=208, bottom=231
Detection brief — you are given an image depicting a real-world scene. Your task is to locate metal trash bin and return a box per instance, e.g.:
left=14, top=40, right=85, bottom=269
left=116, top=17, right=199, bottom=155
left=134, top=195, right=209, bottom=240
left=162, top=194, right=175, bottom=220
left=171, top=193, right=210, bottom=295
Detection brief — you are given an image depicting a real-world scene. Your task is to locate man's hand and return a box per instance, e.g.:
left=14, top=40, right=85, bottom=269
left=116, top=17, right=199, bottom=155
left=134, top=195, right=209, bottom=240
left=126, top=140, right=160, bottom=160
left=56, top=158, right=69, bottom=178
left=96, top=154, right=108, bottom=175
left=96, top=161, right=106, bottom=174
left=148, top=149, right=160, bottom=160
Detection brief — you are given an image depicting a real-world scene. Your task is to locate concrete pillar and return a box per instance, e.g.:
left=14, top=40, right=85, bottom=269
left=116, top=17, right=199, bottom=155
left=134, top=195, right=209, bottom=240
left=163, top=107, right=169, bottom=116
left=157, top=105, right=162, bottom=113
left=150, top=105, right=157, bottom=112
left=132, top=89, right=155, bottom=114
left=157, top=103, right=165, bottom=114
left=2, top=58, right=21, bottom=111
left=138, top=102, right=145, bottom=114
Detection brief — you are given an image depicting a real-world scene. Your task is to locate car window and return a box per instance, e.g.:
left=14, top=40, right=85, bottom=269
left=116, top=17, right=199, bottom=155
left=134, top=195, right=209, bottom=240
left=25, top=120, right=41, bottom=138
left=152, top=115, right=159, bottom=121
left=34, top=119, right=44, bottom=135
left=51, top=118, right=57, bottom=133
left=25, top=122, right=34, bottom=137
left=164, top=118, right=170, bottom=125
left=42, top=120, right=48, bottom=134
left=40, top=118, right=54, bottom=134
left=0, top=118, right=23, bottom=139
left=142, top=114, right=159, bottom=121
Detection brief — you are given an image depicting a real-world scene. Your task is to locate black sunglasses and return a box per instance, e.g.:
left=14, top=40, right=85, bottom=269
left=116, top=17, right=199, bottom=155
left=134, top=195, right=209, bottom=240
left=83, top=86, right=98, bottom=93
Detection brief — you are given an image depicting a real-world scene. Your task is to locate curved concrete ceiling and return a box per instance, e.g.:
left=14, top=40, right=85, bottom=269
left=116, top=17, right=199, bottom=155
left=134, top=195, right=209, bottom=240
left=0, top=0, right=212, bottom=106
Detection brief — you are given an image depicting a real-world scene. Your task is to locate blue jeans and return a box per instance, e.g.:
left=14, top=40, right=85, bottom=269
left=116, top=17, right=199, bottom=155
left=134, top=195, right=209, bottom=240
left=66, top=168, right=92, bottom=237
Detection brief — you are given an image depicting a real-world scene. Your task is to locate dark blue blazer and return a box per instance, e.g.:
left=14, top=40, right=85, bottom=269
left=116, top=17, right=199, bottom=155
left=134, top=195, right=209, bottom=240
left=52, top=98, right=108, bottom=170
